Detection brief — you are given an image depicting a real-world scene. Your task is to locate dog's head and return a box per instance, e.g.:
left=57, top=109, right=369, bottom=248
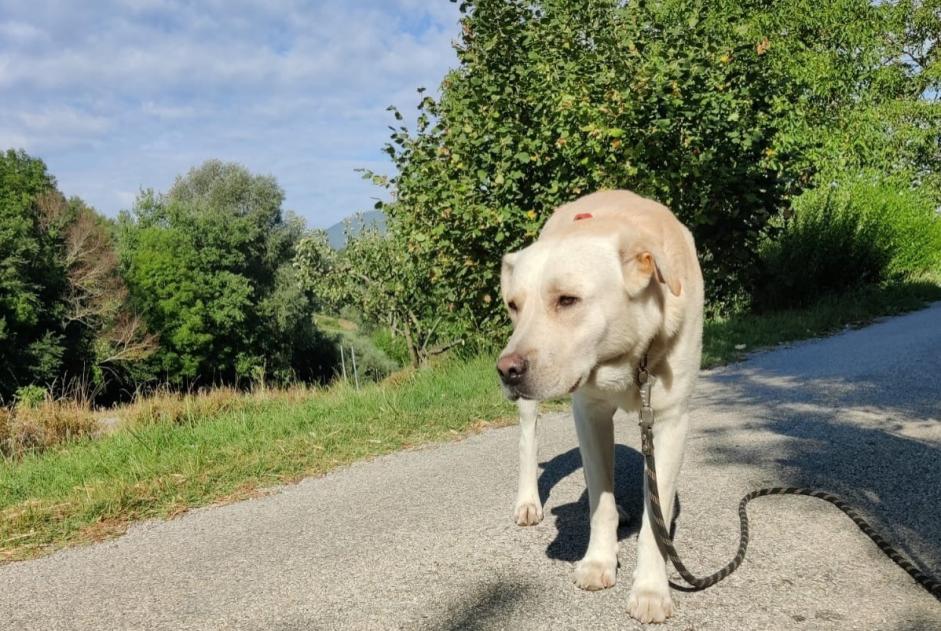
left=496, top=220, right=681, bottom=401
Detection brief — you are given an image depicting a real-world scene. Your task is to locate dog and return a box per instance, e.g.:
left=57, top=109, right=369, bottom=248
left=497, top=190, right=704, bottom=623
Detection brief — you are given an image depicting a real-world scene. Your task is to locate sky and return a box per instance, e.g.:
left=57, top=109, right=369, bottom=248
left=0, top=0, right=461, bottom=228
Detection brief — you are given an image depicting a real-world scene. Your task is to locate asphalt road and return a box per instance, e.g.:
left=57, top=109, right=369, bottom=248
left=2, top=304, right=941, bottom=630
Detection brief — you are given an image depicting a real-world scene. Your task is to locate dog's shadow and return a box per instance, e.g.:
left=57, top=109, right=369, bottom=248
left=540, top=445, right=678, bottom=562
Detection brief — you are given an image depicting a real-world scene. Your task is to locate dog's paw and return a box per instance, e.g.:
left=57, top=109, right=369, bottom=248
left=513, top=499, right=543, bottom=526
left=574, top=558, right=617, bottom=591
left=627, top=586, right=673, bottom=624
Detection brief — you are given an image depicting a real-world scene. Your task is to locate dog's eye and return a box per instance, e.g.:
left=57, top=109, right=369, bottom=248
left=507, top=300, right=518, bottom=312
left=557, top=295, right=579, bottom=308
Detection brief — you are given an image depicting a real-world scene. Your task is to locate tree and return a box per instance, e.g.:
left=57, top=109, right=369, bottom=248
left=0, top=150, right=70, bottom=400
left=44, top=194, right=156, bottom=391
left=294, top=225, right=456, bottom=368
left=0, top=150, right=151, bottom=401
left=117, top=160, right=325, bottom=386
left=367, top=0, right=938, bottom=334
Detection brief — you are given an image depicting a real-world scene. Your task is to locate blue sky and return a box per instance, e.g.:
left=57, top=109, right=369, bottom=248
left=0, top=0, right=460, bottom=227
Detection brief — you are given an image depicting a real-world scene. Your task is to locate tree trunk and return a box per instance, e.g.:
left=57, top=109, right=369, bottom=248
left=401, top=318, right=420, bottom=369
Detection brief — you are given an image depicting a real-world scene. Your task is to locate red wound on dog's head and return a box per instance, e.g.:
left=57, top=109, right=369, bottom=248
left=574, top=213, right=593, bottom=221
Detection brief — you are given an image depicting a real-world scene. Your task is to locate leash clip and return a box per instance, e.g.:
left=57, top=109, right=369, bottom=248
left=639, top=405, right=655, bottom=455
left=637, top=353, right=656, bottom=455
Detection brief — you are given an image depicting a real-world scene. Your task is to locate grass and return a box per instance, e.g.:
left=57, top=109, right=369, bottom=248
left=2, top=276, right=940, bottom=562
left=703, top=276, right=941, bottom=367
left=1, top=357, right=512, bottom=562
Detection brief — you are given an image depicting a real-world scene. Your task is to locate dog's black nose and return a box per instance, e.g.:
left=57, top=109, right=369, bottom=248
left=497, top=353, right=528, bottom=385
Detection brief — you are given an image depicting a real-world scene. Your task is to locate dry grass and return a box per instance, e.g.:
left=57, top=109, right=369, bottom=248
left=0, top=399, right=99, bottom=458
left=121, top=384, right=317, bottom=427
left=124, top=387, right=245, bottom=427
left=0, top=384, right=318, bottom=460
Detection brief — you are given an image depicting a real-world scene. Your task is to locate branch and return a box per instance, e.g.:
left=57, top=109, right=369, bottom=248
left=419, top=316, right=444, bottom=354
left=425, top=339, right=464, bottom=357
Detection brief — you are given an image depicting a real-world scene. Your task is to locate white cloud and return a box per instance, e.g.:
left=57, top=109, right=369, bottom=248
left=0, top=0, right=460, bottom=226
left=0, top=19, right=46, bottom=45
left=18, top=107, right=110, bottom=134
left=140, top=101, right=200, bottom=120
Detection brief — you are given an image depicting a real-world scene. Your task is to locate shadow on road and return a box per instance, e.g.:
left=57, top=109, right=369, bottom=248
left=430, top=580, right=536, bottom=631
left=539, top=445, right=645, bottom=562
left=702, top=362, right=941, bottom=579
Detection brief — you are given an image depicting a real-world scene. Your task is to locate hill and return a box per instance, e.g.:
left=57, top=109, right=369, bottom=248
left=324, top=211, right=386, bottom=249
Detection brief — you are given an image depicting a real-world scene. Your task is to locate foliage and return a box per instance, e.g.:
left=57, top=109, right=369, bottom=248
left=329, top=329, right=400, bottom=382
left=117, top=160, right=326, bottom=386
left=313, top=311, right=402, bottom=381
left=756, top=172, right=941, bottom=309
left=369, top=326, right=411, bottom=368
left=0, top=150, right=70, bottom=401
left=4, top=273, right=941, bottom=559
left=295, top=225, right=458, bottom=367
left=364, top=0, right=938, bottom=337
left=46, top=194, right=157, bottom=397
left=0, top=150, right=157, bottom=402
left=13, top=385, right=48, bottom=409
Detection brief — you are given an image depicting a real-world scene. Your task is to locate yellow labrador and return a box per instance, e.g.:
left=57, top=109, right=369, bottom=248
left=497, top=190, right=704, bottom=623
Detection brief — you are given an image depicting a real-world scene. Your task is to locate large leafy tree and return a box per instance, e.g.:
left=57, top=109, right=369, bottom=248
left=0, top=150, right=151, bottom=401
left=371, top=0, right=938, bottom=331
left=118, top=160, right=325, bottom=385
left=0, top=150, right=70, bottom=400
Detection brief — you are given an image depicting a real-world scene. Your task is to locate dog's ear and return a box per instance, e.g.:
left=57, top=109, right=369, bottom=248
left=619, top=237, right=682, bottom=298
left=500, top=250, right=520, bottom=298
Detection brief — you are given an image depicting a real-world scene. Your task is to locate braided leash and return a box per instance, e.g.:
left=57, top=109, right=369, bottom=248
left=636, top=359, right=941, bottom=601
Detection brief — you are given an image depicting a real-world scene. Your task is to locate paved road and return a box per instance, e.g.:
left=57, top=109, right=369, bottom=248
left=3, top=305, right=941, bottom=630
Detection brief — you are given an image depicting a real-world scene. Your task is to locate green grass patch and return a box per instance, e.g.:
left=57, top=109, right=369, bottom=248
left=2, top=277, right=940, bottom=561
left=703, top=276, right=941, bottom=367
left=1, top=356, right=513, bottom=561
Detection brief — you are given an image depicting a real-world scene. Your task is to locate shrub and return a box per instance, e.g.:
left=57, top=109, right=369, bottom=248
left=369, top=327, right=411, bottom=368
left=117, top=160, right=326, bottom=388
left=756, top=174, right=941, bottom=309
left=14, top=385, right=48, bottom=409
left=330, top=330, right=399, bottom=383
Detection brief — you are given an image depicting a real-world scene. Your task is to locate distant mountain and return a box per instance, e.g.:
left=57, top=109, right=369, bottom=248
left=324, top=211, right=387, bottom=249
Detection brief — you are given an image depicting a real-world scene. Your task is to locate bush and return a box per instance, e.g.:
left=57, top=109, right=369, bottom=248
left=330, top=330, right=399, bottom=383
left=756, top=174, right=941, bottom=309
left=369, top=327, right=411, bottom=368
left=14, top=385, right=48, bottom=409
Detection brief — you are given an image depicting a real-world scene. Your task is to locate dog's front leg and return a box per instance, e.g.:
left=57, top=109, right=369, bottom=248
left=629, top=408, right=688, bottom=623
left=513, top=398, right=543, bottom=526
left=572, top=393, right=619, bottom=590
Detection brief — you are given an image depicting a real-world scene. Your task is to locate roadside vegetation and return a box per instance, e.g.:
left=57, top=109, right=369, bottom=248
left=3, top=276, right=940, bottom=561
left=0, top=355, right=508, bottom=562
left=2, top=0, right=939, bottom=560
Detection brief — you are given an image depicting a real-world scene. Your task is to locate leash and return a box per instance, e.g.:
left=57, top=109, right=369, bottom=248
left=635, top=356, right=941, bottom=601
